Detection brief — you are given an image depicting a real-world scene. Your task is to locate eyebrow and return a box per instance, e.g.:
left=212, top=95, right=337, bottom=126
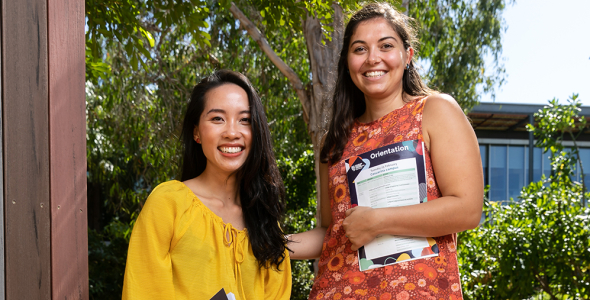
left=350, top=36, right=398, bottom=48
left=205, top=108, right=251, bottom=115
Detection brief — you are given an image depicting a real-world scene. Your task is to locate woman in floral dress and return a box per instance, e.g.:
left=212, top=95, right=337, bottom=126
left=288, top=3, right=483, bottom=300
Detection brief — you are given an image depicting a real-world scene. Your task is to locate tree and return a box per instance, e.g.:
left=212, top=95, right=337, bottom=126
left=85, top=0, right=212, bottom=81
left=85, top=1, right=320, bottom=297
left=226, top=0, right=512, bottom=217
left=85, top=0, right=512, bottom=298
left=87, top=0, right=512, bottom=208
left=458, top=95, right=590, bottom=299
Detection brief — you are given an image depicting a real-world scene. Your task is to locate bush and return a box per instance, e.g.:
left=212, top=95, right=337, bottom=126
left=459, top=95, right=590, bottom=299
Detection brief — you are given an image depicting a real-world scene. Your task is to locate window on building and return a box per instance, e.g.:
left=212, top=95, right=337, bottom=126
left=508, top=146, right=525, bottom=200
left=580, top=148, right=590, bottom=187
left=490, top=145, right=507, bottom=202
left=481, top=142, right=590, bottom=202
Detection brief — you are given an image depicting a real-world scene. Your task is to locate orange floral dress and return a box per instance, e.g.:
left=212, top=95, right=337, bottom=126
left=308, top=97, right=463, bottom=300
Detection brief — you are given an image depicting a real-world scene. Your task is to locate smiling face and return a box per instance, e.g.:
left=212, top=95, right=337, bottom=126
left=347, top=17, right=413, bottom=104
left=194, top=83, right=252, bottom=177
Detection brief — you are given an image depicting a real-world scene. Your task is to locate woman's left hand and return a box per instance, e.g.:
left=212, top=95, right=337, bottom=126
left=343, top=206, right=381, bottom=251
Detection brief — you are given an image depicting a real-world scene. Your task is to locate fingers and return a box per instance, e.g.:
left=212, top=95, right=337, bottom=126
left=345, top=206, right=357, bottom=217
left=347, top=235, right=364, bottom=251
left=344, top=206, right=378, bottom=251
left=343, top=228, right=363, bottom=251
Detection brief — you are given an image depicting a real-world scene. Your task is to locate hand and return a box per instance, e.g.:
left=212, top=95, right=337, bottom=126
left=343, top=206, right=380, bottom=251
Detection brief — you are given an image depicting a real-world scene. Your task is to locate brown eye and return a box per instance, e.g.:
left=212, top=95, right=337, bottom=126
left=352, top=46, right=366, bottom=53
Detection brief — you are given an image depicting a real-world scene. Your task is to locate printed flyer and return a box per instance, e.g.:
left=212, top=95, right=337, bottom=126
left=345, top=140, right=439, bottom=271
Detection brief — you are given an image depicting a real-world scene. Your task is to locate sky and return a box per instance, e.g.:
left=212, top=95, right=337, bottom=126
left=479, top=0, right=590, bottom=106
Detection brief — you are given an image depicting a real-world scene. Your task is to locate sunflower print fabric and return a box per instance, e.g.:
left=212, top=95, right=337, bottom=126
left=308, top=97, right=464, bottom=300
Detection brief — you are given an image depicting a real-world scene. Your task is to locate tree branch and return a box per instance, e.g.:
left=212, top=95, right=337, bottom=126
left=402, top=0, right=410, bottom=15
left=532, top=269, right=558, bottom=300
left=228, top=2, right=309, bottom=118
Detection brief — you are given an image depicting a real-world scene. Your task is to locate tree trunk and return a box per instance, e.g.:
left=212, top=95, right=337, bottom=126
left=301, top=4, right=344, bottom=222
left=229, top=3, right=345, bottom=223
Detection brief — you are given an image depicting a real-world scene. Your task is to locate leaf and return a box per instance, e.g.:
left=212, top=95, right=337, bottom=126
left=200, top=31, right=211, bottom=40
left=139, top=28, right=155, bottom=47
left=124, top=42, right=133, bottom=57
left=130, top=54, right=138, bottom=71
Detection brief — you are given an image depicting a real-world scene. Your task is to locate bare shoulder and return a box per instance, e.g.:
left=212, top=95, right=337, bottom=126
left=423, top=93, right=464, bottom=118
left=421, top=94, right=472, bottom=148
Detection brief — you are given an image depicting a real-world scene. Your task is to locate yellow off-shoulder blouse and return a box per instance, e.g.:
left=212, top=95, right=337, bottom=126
left=122, top=180, right=291, bottom=300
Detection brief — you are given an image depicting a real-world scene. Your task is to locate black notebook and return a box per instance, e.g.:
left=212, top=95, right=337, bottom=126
left=210, top=288, right=229, bottom=300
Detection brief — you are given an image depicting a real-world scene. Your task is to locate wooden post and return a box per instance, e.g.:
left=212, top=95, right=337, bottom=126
left=1, top=0, right=87, bottom=298
left=2, top=0, right=52, bottom=298
left=47, top=0, right=88, bottom=298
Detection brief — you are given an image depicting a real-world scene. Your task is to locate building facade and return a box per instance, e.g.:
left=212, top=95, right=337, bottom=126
left=469, top=103, right=590, bottom=202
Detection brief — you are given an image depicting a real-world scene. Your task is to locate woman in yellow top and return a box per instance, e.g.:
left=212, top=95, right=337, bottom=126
left=122, top=70, right=291, bottom=300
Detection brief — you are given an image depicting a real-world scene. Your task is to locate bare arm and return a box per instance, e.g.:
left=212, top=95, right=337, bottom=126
left=342, top=94, right=484, bottom=250
left=288, top=163, right=332, bottom=259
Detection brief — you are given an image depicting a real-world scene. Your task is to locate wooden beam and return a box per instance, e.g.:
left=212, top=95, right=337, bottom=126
left=47, top=0, right=88, bottom=298
left=2, top=0, right=52, bottom=298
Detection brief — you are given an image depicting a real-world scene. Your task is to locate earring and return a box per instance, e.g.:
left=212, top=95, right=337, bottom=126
left=406, top=64, right=410, bottom=71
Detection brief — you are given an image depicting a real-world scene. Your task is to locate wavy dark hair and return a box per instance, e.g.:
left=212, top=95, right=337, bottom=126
left=180, top=69, right=287, bottom=270
left=320, top=2, right=434, bottom=164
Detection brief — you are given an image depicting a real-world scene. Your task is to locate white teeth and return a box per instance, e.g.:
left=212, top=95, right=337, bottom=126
left=219, top=147, right=243, bottom=154
left=365, top=71, right=385, bottom=77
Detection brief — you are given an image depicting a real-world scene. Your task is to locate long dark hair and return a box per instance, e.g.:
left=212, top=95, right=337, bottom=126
left=320, top=2, right=433, bottom=164
left=180, top=69, right=287, bottom=270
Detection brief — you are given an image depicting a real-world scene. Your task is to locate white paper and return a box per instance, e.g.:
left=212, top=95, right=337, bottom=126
left=354, top=157, right=429, bottom=260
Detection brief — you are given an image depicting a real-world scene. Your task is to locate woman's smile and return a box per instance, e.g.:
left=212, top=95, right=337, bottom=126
left=194, top=83, right=252, bottom=176
left=363, top=70, right=387, bottom=78
left=218, top=145, right=245, bottom=155
left=347, top=17, right=412, bottom=104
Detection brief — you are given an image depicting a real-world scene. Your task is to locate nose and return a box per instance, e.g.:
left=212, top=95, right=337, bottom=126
left=223, top=120, right=241, bottom=139
left=366, top=49, right=381, bottom=65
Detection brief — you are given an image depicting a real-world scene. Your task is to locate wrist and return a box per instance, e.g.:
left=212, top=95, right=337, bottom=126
left=370, top=208, right=386, bottom=236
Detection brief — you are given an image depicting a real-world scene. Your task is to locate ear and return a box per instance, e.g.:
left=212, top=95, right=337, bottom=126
left=406, top=47, right=415, bottom=65
left=193, top=126, right=200, bottom=143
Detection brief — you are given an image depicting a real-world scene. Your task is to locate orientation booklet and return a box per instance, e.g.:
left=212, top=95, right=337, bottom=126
left=345, top=139, right=439, bottom=271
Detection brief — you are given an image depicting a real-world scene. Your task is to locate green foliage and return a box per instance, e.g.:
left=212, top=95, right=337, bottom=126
left=412, top=0, right=513, bottom=111
left=88, top=222, right=131, bottom=299
left=460, top=184, right=590, bottom=299
left=86, top=0, right=512, bottom=298
left=527, top=94, right=589, bottom=201
left=527, top=94, right=587, bottom=153
left=86, top=0, right=317, bottom=298
left=459, top=98, right=590, bottom=299
left=85, top=0, right=211, bottom=81
left=279, top=150, right=318, bottom=299
left=223, top=0, right=361, bottom=40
